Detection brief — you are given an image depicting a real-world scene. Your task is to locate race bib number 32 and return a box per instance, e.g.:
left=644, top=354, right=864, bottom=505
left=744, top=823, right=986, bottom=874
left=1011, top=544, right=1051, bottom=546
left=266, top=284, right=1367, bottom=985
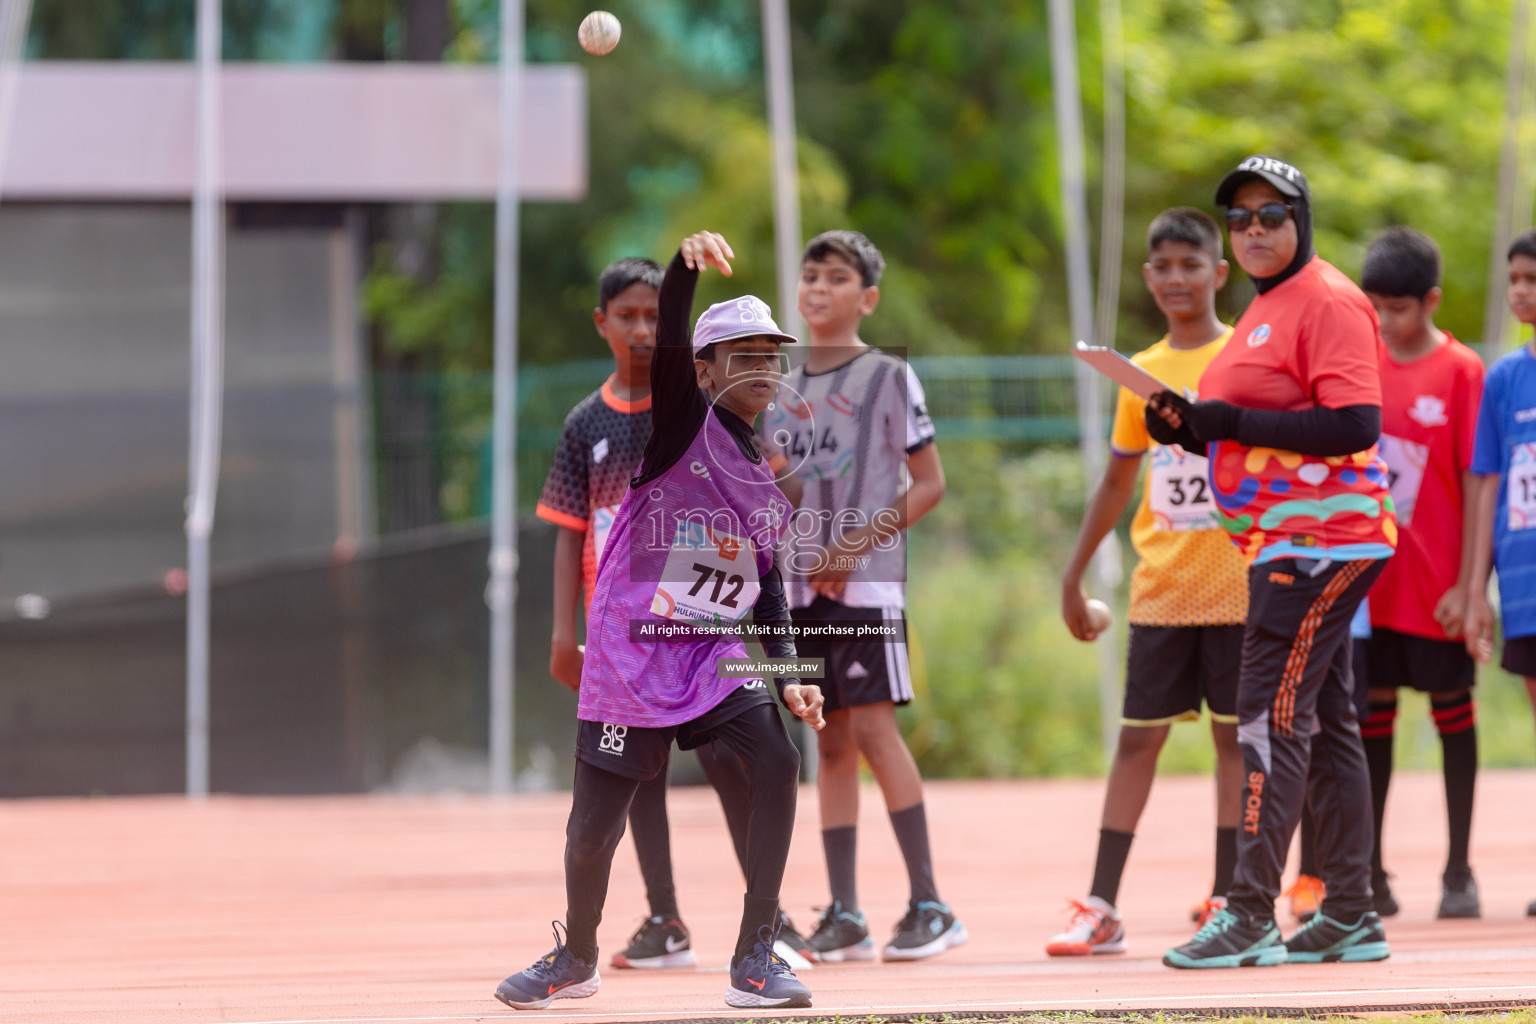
left=1509, top=443, right=1536, bottom=531
left=1148, top=446, right=1217, bottom=532
left=651, top=521, right=760, bottom=625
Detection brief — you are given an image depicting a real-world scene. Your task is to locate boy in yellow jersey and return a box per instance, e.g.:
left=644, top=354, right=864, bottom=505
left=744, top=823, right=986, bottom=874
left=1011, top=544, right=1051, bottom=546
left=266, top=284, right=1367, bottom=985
left=1048, top=208, right=1249, bottom=956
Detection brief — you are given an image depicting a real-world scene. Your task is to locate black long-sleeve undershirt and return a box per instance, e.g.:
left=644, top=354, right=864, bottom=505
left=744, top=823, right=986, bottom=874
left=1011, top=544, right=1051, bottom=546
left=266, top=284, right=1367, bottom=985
left=751, top=565, right=801, bottom=697
left=633, top=250, right=761, bottom=488
left=631, top=249, right=801, bottom=691
left=1145, top=394, right=1381, bottom=458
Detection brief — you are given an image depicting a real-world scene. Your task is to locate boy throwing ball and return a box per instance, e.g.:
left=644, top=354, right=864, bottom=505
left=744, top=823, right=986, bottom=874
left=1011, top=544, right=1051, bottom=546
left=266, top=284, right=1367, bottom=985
left=496, top=231, right=824, bottom=1011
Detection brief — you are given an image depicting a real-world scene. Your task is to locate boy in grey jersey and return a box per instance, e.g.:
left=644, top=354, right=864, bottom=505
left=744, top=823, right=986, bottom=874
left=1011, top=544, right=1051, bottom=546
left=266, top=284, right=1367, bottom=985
left=761, top=231, right=963, bottom=961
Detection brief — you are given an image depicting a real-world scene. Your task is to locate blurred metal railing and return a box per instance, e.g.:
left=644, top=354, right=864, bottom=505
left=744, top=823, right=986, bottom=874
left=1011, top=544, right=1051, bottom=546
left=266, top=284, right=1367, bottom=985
left=371, top=354, right=1103, bottom=532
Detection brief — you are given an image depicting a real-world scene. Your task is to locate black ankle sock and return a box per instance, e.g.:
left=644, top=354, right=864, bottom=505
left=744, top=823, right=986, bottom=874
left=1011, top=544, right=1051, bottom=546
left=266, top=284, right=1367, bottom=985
left=1213, top=827, right=1238, bottom=897
left=649, top=887, right=679, bottom=921
left=1297, top=805, right=1319, bottom=878
left=1089, top=828, right=1134, bottom=906
left=888, top=803, right=940, bottom=904
left=734, top=894, right=780, bottom=966
left=821, top=825, right=858, bottom=909
left=1432, top=695, right=1477, bottom=873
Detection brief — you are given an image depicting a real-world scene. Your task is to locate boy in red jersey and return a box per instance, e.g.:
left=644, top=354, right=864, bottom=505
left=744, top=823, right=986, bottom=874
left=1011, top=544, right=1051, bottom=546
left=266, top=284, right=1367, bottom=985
left=1358, top=227, right=1485, bottom=919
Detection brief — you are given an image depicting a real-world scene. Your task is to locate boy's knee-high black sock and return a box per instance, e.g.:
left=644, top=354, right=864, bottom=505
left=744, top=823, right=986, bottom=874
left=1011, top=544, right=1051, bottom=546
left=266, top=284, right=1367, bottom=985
left=1431, top=693, right=1477, bottom=874
left=889, top=803, right=941, bottom=905
left=1089, top=829, right=1135, bottom=907
left=1360, top=695, right=1398, bottom=879
left=821, top=825, right=859, bottom=909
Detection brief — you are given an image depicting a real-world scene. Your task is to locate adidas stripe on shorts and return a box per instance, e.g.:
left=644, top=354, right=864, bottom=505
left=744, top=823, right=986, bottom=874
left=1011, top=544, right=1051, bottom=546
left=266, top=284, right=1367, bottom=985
left=791, top=594, right=913, bottom=713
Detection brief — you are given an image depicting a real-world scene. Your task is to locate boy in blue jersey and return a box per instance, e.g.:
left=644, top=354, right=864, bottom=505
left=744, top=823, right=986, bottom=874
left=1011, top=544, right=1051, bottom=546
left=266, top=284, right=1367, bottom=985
left=1465, top=227, right=1536, bottom=917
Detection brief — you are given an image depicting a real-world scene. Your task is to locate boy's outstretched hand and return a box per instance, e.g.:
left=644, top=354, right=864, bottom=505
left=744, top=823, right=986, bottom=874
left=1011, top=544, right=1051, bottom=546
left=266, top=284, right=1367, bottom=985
left=680, top=231, right=735, bottom=277
left=782, top=683, right=826, bottom=731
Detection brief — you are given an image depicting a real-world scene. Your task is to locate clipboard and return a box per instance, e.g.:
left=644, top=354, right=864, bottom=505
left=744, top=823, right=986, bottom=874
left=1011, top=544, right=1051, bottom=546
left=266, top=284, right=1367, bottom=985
left=1072, top=342, right=1176, bottom=400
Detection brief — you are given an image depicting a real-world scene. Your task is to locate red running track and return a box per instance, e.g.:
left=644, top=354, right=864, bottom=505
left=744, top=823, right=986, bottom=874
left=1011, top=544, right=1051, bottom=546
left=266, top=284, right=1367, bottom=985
left=3, top=771, right=1535, bottom=1023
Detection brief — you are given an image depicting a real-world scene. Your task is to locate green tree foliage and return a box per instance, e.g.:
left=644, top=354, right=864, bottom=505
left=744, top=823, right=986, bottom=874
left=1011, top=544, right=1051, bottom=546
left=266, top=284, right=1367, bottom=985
left=363, top=0, right=1520, bottom=370
left=1115, top=0, right=1510, bottom=344
left=24, top=0, right=1526, bottom=355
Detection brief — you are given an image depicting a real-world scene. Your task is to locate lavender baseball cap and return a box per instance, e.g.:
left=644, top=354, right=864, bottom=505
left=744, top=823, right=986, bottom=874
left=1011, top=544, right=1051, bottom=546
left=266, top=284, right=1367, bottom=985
left=691, top=295, right=799, bottom=355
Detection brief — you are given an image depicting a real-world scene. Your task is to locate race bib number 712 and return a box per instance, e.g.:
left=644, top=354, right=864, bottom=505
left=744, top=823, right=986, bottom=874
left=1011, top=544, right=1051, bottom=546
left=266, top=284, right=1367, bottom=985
left=651, top=521, right=760, bottom=625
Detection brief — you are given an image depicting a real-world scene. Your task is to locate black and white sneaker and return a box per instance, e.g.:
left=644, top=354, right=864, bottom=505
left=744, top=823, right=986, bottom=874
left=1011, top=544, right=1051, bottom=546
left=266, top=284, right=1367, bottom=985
left=807, top=900, right=875, bottom=962
left=1438, top=866, right=1481, bottom=919
left=609, top=915, right=696, bottom=969
left=883, top=900, right=968, bottom=961
left=774, top=910, right=818, bottom=968
left=1284, top=910, right=1389, bottom=963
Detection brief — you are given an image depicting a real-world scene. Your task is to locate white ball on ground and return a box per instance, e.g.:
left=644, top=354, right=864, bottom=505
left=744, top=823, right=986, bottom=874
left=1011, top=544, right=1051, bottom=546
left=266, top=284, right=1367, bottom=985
left=578, top=11, right=621, bottom=55
left=1086, top=598, right=1113, bottom=636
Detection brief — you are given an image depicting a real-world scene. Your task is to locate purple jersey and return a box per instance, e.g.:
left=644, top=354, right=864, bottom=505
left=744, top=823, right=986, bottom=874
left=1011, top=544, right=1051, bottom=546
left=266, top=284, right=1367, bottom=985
left=576, top=249, right=795, bottom=728
left=579, top=410, right=791, bottom=727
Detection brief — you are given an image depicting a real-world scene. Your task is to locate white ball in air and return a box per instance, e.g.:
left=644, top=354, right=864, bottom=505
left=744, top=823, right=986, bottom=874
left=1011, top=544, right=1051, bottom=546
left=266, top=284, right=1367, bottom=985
left=578, top=11, right=621, bottom=55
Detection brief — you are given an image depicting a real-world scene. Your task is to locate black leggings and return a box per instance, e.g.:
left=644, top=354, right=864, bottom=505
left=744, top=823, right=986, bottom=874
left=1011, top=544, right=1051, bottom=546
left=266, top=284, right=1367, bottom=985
left=565, top=703, right=799, bottom=965
left=627, top=738, right=755, bottom=919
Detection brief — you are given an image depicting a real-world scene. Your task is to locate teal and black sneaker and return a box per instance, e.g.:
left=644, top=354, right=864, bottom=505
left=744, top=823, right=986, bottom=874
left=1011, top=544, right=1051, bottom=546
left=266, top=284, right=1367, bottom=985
left=807, top=900, right=874, bottom=962
left=1283, top=910, right=1390, bottom=963
left=1163, top=908, right=1287, bottom=969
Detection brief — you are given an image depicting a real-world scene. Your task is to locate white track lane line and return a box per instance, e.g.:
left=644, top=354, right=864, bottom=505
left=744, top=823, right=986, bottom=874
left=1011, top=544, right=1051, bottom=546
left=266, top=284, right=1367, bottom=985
left=206, top=981, right=1536, bottom=1024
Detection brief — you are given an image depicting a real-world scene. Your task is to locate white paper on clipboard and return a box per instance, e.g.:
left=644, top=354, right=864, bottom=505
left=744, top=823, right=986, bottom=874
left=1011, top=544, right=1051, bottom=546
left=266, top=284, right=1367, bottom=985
left=1072, top=342, right=1176, bottom=400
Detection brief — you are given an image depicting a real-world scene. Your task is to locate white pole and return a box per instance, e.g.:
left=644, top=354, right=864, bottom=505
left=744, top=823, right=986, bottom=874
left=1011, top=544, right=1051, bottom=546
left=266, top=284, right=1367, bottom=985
left=1485, top=0, right=1532, bottom=356
left=186, top=0, right=224, bottom=800
left=761, top=0, right=815, bottom=780
left=761, top=0, right=803, bottom=341
left=1092, top=0, right=1127, bottom=756
left=488, top=0, right=524, bottom=795
left=1049, top=0, right=1118, bottom=759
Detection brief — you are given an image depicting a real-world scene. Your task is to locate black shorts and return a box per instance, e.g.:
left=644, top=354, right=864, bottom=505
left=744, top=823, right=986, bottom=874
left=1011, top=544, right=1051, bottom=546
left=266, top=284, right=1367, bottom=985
left=1502, top=634, right=1536, bottom=677
left=1122, top=623, right=1243, bottom=726
left=1365, top=626, right=1476, bottom=694
left=575, top=680, right=776, bottom=781
left=791, top=596, right=913, bottom=715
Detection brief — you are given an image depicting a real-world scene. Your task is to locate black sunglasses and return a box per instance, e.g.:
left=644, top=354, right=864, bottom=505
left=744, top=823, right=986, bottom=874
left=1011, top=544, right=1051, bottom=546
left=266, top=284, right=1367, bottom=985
left=1225, top=203, right=1293, bottom=231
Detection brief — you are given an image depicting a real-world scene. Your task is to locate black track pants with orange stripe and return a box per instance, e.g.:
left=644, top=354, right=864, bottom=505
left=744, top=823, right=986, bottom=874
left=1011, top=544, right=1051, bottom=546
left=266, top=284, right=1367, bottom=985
left=1226, top=556, right=1386, bottom=925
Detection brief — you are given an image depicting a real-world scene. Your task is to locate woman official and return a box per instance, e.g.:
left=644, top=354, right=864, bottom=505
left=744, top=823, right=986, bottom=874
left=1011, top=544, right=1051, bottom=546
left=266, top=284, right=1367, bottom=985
left=1147, top=156, right=1396, bottom=969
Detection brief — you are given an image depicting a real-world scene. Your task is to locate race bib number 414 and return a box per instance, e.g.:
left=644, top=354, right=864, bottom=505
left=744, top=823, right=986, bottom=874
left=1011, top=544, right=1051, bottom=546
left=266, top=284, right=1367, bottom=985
left=1509, top=443, right=1536, bottom=531
left=1148, top=446, right=1218, bottom=532
left=651, top=521, right=760, bottom=625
